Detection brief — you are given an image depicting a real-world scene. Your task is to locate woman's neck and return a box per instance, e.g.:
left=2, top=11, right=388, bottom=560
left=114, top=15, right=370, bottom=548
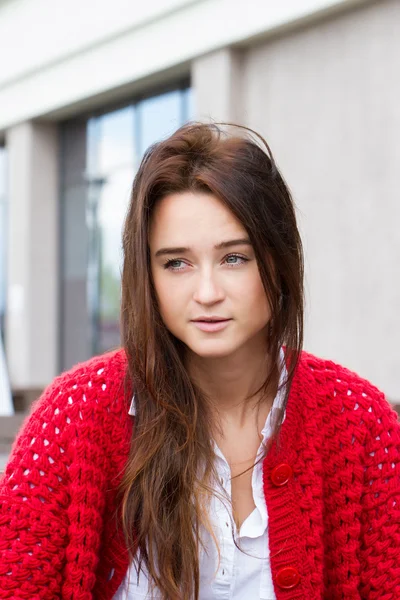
left=186, top=338, right=279, bottom=427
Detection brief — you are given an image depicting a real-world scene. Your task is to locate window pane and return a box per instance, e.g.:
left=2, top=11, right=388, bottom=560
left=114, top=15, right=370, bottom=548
left=86, top=106, right=137, bottom=355
left=137, top=90, right=183, bottom=156
left=61, top=87, right=192, bottom=366
left=97, top=167, right=133, bottom=354
left=88, top=105, right=136, bottom=176
left=60, top=120, right=91, bottom=371
left=183, top=87, right=195, bottom=121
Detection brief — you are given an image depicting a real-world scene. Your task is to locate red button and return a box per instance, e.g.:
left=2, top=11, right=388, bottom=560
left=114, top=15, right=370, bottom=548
left=276, top=566, right=301, bottom=589
left=271, top=463, right=293, bottom=486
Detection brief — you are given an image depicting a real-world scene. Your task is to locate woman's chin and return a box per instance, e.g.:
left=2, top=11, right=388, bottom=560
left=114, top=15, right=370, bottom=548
left=186, top=340, right=239, bottom=360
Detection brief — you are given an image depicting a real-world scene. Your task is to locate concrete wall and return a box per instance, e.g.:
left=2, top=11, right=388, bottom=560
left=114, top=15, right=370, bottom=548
left=5, top=122, right=59, bottom=390
left=2, top=0, right=398, bottom=404
left=0, top=0, right=369, bottom=131
left=237, top=0, right=399, bottom=399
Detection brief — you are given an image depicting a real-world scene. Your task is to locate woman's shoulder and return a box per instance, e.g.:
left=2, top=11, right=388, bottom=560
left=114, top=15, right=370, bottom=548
left=299, top=349, right=381, bottom=389
left=297, top=350, right=398, bottom=429
left=52, top=347, right=128, bottom=391
left=3, top=349, right=130, bottom=473
left=1, top=348, right=132, bottom=492
left=34, top=347, right=129, bottom=413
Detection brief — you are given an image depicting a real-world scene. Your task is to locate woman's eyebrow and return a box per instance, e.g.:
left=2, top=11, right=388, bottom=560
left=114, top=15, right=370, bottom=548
left=154, top=238, right=252, bottom=258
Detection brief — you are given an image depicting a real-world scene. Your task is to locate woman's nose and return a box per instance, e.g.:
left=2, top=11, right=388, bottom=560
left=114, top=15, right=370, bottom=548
left=192, top=270, right=225, bottom=305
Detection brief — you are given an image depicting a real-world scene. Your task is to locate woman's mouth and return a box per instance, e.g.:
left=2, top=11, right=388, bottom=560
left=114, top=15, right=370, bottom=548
left=191, top=319, right=232, bottom=332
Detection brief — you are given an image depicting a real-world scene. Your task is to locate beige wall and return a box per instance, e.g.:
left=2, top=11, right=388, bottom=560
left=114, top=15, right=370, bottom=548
left=194, top=0, right=400, bottom=400
left=0, top=0, right=365, bottom=132
left=6, top=122, right=59, bottom=390
left=192, top=48, right=244, bottom=124
left=3, top=0, right=398, bottom=402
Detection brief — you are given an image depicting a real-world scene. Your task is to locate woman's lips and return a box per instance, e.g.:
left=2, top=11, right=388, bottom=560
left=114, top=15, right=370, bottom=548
left=191, top=319, right=231, bottom=332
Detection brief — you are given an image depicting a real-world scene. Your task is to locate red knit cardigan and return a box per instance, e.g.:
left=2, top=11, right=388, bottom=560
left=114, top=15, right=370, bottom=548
left=0, top=349, right=399, bottom=599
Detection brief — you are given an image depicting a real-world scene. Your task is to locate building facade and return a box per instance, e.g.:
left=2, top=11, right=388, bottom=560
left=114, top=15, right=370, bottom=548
left=0, top=0, right=399, bottom=426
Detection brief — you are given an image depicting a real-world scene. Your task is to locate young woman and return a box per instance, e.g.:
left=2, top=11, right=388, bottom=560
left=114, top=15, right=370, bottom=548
left=0, top=122, right=399, bottom=600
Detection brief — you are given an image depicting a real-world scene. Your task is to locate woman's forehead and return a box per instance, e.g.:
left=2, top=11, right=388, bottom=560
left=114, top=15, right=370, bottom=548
left=149, top=191, right=247, bottom=246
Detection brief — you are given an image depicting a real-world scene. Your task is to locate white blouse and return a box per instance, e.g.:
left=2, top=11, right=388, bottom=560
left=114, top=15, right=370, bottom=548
left=114, top=355, right=286, bottom=600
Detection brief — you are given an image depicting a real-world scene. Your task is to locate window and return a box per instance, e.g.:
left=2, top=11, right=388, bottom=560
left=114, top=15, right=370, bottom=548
left=60, top=85, right=193, bottom=370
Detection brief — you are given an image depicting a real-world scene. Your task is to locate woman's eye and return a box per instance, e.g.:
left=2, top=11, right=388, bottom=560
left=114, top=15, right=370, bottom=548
left=225, top=254, right=248, bottom=266
left=163, top=259, right=186, bottom=270
left=163, top=254, right=248, bottom=271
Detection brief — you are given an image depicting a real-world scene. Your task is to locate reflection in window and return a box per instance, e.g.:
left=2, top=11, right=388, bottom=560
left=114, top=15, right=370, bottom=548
left=86, top=106, right=136, bottom=356
left=88, top=105, right=136, bottom=175
left=137, top=90, right=184, bottom=156
left=86, top=87, right=193, bottom=356
left=61, top=86, right=193, bottom=369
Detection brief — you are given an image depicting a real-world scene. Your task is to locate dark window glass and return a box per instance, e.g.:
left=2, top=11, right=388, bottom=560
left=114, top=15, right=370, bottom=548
left=60, top=86, right=193, bottom=370
left=86, top=105, right=136, bottom=357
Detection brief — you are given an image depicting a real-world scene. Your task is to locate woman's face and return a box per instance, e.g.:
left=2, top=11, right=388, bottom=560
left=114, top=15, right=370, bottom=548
left=149, top=191, right=271, bottom=360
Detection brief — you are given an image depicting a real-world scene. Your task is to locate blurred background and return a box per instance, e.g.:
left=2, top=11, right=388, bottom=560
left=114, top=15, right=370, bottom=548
left=0, top=0, right=399, bottom=467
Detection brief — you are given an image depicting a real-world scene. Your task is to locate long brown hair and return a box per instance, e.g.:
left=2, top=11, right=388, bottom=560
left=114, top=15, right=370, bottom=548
left=119, top=122, right=304, bottom=599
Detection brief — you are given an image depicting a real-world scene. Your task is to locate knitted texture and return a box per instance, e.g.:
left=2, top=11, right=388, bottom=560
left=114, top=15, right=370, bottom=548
left=0, top=349, right=399, bottom=599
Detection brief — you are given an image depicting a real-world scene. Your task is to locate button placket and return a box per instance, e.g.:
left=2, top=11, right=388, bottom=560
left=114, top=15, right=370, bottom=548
left=269, top=463, right=300, bottom=593
left=259, top=549, right=272, bottom=599
left=216, top=515, right=235, bottom=593
left=209, top=482, right=234, bottom=593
